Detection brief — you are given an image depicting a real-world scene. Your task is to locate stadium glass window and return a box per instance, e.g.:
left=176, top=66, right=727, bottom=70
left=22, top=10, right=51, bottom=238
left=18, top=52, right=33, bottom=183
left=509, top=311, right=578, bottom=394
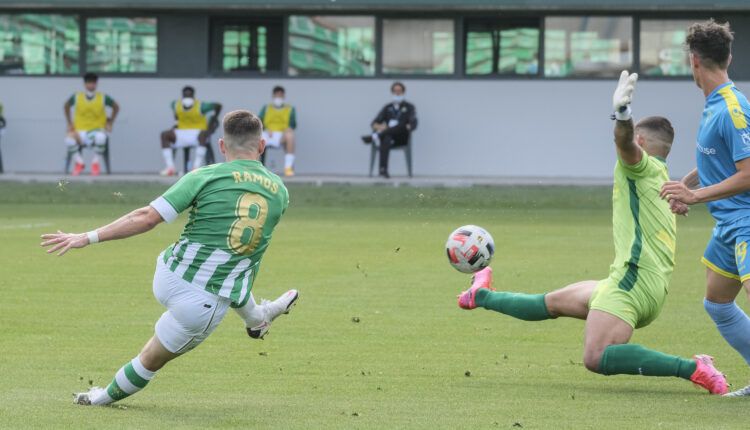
left=544, top=16, right=632, bottom=78
left=85, top=17, right=157, bottom=73
left=288, top=15, right=375, bottom=77
left=465, top=18, right=540, bottom=76
left=640, top=19, right=693, bottom=77
left=215, top=18, right=283, bottom=74
left=0, top=14, right=79, bottom=75
left=382, top=19, right=454, bottom=75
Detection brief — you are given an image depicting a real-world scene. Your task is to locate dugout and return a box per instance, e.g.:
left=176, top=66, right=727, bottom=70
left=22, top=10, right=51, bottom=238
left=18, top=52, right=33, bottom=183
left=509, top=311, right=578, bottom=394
left=0, top=0, right=749, bottom=178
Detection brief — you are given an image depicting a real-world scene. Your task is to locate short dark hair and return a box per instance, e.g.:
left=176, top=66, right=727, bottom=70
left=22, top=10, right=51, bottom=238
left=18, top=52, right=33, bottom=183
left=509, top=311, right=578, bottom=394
left=636, top=116, right=675, bottom=145
left=272, top=86, right=285, bottom=95
left=83, top=72, right=98, bottom=83
left=391, top=81, right=405, bottom=93
left=182, top=85, right=195, bottom=96
left=686, top=19, right=734, bottom=69
left=223, top=110, right=263, bottom=152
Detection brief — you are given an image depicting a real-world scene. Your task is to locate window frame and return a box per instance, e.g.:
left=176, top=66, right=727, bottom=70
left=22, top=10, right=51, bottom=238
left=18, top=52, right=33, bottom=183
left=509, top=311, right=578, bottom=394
left=462, top=15, right=543, bottom=79
left=209, top=15, right=285, bottom=77
left=540, top=13, right=636, bottom=80
left=379, top=17, right=458, bottom=77
left=285, top=14, right=379, bottom=78
left=0, top=12, right=83, bottom=76
left=0, top=9, right=741, bottom=81
left=636, top=12, right=728, bottom=81
left=82, top=14, right=160, bottom=76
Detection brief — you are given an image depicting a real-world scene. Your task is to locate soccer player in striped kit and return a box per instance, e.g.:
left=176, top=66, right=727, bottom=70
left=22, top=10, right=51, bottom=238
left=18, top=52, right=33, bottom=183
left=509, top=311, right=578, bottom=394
left=41, top=110, right=298, bottom=406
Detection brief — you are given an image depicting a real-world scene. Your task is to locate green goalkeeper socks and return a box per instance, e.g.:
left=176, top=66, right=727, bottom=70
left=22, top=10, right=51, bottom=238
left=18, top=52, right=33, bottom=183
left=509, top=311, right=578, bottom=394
left=476, top=289, right=552, bottom=321
left=599, top=344, right=696, bottom=379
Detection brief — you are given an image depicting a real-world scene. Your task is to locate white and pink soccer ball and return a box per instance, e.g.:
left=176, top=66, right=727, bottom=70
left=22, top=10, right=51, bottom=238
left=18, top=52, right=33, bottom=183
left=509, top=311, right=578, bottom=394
left=445, top=225, right=495, bottom=273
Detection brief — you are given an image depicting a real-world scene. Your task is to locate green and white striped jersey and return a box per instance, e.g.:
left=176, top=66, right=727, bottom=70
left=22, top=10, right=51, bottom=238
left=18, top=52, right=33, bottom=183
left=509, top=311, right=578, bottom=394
left=150, top=159, right=288, bottom=307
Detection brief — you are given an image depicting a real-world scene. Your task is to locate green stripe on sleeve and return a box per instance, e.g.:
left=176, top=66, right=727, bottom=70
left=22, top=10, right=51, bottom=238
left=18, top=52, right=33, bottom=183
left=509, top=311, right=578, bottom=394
left=618, top=178, right=642, bottom=292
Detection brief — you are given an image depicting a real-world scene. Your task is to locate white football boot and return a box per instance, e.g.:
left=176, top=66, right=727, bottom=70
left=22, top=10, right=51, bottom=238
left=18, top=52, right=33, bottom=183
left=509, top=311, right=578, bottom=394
left=73, top=386, right=107, bottom=405
left=247, top=290, right=299, bottom=339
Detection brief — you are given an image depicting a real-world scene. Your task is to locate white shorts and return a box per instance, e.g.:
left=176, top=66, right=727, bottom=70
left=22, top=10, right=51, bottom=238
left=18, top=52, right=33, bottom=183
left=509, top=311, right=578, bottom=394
left=262, top=131, right=283, bottom=148
left=68, top=130, right=107, bottom=147
left=152, top=256, right=231, bottom=354
left=173, top=129, right=201, bottom=149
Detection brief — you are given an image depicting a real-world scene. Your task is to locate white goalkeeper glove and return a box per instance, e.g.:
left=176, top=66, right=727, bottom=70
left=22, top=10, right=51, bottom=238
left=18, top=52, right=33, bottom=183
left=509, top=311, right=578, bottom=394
left=612, top=70, right=638, bottom=121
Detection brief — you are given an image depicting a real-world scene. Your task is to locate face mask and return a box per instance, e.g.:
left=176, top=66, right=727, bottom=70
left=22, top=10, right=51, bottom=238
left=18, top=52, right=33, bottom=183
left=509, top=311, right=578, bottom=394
left=85, top=90, right=96, bottom=98
left=182, top=97, right=195, bottom=109
left=273, top=97, right=284, bottom=108
left=392, top=95, right=404, bottom=104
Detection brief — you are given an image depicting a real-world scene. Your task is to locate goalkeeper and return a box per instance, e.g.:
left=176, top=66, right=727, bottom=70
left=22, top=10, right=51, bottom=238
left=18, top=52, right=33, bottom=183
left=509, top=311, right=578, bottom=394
left=457, top=71, right=729, bottom=394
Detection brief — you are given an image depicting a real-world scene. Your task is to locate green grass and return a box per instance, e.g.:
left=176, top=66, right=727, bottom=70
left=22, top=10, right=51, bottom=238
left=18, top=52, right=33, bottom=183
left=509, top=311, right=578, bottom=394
left=0, top=181, right=748, bottom=429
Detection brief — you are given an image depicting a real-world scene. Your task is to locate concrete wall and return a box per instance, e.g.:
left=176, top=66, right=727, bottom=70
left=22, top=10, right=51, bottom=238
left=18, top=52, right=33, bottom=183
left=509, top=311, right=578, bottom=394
left=1, top=76, right=742, bottom=178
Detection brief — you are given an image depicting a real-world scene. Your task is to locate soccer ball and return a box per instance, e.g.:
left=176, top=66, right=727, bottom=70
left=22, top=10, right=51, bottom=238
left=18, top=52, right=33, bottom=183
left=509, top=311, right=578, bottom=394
left=445, top=225, right=495, bottom=273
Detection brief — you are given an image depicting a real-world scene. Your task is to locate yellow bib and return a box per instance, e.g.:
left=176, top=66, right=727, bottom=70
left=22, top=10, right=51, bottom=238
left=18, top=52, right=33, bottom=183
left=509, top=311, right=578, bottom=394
left=262, top=105, right=292, bottom=132
left=176, top=99, right=208, bottom=130
left=73, top=92, right=106, bottom=131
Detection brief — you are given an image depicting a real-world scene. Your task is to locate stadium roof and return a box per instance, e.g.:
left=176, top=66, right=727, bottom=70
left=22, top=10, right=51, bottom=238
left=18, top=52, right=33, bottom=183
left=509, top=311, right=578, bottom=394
left=4, top=0, right=750, bottom=11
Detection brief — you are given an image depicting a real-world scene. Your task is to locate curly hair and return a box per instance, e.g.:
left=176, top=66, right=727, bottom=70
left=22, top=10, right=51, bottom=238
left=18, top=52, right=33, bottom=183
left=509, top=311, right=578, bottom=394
left=686, top=19, right=734, bottom=69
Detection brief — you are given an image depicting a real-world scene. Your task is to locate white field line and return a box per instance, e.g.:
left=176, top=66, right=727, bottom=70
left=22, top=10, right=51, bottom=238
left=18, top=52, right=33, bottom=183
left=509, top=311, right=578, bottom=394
left=0, top=222, right=53, bottom=230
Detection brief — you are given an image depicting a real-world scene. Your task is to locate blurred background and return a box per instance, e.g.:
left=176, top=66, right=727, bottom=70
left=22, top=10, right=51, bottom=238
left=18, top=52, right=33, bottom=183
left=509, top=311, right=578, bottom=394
left=0, top=0, right=749, bottom=178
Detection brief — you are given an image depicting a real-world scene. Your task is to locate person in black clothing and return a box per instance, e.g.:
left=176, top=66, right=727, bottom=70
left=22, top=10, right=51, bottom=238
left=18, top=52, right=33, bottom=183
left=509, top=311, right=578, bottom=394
left=361, top=82, right=417, bottom=178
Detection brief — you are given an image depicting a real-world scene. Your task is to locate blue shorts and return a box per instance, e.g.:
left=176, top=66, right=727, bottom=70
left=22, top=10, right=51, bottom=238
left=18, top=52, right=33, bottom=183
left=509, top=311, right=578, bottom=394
left=702, top=217, right=750, bottom=283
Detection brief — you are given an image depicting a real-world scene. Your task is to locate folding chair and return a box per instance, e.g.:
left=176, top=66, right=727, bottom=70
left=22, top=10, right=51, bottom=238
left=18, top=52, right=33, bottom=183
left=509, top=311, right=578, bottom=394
left=64, top=135, right=111, bottom=174
left=369, top=134, right=413, bottom=178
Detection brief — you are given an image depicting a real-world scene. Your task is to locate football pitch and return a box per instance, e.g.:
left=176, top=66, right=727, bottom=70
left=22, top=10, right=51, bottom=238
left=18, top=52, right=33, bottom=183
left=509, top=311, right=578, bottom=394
left=1, top=181, right=748, bottom=429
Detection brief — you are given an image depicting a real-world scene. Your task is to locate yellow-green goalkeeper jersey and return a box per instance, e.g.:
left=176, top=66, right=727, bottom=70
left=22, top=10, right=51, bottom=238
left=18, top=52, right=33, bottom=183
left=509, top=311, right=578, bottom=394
left=610, top=151, right=676, bottom=291
left=149, top=160, right=289, bottom=306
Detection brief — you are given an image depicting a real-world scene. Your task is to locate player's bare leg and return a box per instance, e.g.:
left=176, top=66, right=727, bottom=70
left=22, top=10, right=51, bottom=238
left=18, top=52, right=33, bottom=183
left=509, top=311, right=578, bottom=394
left=282, top=128, right=295, bottom=176
left=583, top=310, right=633, bottom=371
left=160, top=129, right=177, bottom=175
left=584, top=310, right=727, bottom=393
left=458, top=269, right=728, bottom=394
left=73, top=336, right=178, bottom=406
left=703, top=269, right=750, bottom=396
left=545, top=280, right=597, bottom=319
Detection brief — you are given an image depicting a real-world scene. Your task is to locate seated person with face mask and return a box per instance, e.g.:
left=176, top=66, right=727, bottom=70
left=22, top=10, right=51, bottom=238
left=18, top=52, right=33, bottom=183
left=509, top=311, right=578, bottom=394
left=159, top=86, right=222, bottom=176
left=361, top=81, right=417, bottom=178
left=258, top=86, right=297, bottom=177
left=64, top=73, right=120, bottom=176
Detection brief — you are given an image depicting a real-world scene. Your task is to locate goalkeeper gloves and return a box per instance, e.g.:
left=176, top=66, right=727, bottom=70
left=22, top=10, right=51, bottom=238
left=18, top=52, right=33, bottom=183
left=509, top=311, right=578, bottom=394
left=612, top=70, right=638, bottom=121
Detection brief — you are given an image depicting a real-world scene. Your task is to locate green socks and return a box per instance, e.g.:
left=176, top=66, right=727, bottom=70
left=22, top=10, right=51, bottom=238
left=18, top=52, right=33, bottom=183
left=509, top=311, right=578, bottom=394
left=599, top=344, right=696, bottom=379
left=94, top=356, right=157, bottom=405
left=476, top=290, right=552, bottom=321
left=473, top=291, right=697, bottom=381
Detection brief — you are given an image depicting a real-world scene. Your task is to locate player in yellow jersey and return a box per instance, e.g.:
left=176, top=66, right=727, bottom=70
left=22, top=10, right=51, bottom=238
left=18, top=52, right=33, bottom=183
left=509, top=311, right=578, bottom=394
left=63, top=73, right=119, bottom=176
left=457, top=71, right=729, bottom=394
left=259, top=86, right=297, bottom=176
left=159, top=86, right=222, bottom=176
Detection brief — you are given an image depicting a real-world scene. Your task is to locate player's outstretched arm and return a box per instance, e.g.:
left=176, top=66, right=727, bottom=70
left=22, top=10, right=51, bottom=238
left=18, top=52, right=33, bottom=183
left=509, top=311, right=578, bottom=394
left=40, top=206, right=163, bottom=256
left=612, top=70, right=642, bottom=165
